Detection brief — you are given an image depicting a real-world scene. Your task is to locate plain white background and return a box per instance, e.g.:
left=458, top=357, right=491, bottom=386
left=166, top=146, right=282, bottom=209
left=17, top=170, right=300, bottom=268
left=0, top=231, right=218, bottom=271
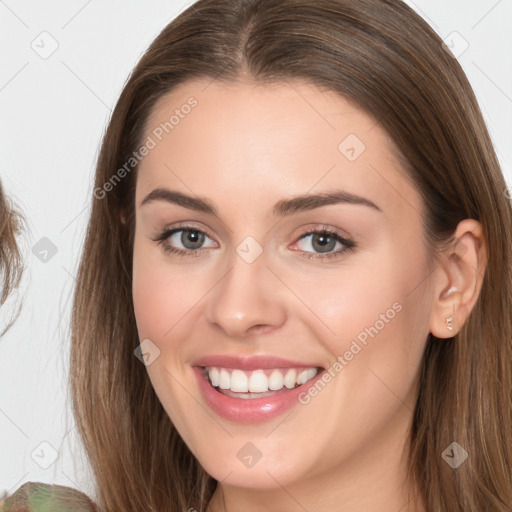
left=1, top=0, right=511, bottom=498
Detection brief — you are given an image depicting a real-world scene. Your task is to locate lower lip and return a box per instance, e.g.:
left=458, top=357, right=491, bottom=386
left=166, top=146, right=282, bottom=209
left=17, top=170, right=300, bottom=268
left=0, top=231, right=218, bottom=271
left=192, top=366, right=324, bottom=424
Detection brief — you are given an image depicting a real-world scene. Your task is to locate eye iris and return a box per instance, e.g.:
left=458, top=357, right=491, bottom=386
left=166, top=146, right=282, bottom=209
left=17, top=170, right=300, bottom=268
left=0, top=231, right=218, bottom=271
left=181, top=230, right=204, bottom=249
left=312, top=233, right=336, bottom=253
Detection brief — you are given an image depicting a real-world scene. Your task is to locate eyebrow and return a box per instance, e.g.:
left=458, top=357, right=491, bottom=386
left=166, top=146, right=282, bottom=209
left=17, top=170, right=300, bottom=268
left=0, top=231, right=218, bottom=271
left=140, top=187, right=382, bottom=216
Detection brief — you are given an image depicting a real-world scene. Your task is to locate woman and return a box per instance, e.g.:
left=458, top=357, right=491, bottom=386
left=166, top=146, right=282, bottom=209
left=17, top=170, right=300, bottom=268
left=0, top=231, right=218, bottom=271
left=0, top=183, right=97, bottom=508
left=4, top=0, right=512, bottom=510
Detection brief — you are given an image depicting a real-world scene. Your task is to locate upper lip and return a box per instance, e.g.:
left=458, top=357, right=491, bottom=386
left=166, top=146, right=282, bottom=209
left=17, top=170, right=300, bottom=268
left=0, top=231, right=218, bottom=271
left=191, top=355, right=324, bottom=371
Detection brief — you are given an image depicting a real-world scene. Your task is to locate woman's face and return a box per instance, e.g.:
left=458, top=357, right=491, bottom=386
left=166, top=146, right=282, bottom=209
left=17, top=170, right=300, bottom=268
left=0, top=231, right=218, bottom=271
left=132, top=79, right=435, bottom=492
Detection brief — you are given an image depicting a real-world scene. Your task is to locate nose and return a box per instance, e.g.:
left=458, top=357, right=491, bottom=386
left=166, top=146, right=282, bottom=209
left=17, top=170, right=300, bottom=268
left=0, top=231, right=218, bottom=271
left=205, top=245, right=287, bottom=339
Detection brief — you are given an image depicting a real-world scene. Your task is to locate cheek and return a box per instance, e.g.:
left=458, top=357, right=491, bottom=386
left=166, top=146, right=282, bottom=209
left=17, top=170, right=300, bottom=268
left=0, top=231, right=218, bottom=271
left=133, top=258, right=168, bottom=340
left=132, top=236, right=200, bottom=340
left=281, top=255, right=419, bottom=350
left=290, top=241, right=431, bottom=388
left=324, top=239, right=429, bottom=339
left=131, top=237, right=195, bottom=429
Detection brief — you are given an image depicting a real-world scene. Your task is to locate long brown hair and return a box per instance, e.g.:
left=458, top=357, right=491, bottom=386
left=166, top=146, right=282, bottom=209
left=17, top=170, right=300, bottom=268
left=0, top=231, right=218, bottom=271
left=0, top=178, right=24, bottom=334
left=70, top=1, right=512, bottom=510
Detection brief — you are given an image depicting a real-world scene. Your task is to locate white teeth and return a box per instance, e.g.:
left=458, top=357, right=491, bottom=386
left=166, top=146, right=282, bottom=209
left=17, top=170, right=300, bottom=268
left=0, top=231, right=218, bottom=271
left=297, top=368, right=318, bottom=385
left=248, top=370, right=268, bottom=392
left=230, top=370, right=248, bottom=392
left=268, top=369, right=284, bottom=390
left=283, top=369, right=297, bottom=389
left=206, top=366, right=319, bottom=393
left=307, top=368, right=317, bottom=380
left=219, top=369, right=230, bottom=389
left=296, top=369, right=309, bottom=385
left=209, top=367, right=220, bottom=387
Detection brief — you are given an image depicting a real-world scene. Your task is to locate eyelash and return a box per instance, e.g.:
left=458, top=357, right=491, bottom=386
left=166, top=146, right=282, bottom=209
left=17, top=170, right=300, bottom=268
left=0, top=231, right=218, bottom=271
left=151, top=223, right=357, bottom=261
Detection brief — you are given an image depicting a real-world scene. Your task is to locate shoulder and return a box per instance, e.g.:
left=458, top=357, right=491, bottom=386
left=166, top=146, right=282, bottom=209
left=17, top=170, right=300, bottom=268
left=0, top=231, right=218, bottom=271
left=1, top=481, right=98, bottom=511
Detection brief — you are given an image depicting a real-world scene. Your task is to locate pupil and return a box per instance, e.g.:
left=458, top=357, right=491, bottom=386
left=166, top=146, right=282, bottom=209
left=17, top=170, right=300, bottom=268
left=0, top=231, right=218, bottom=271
left=313, top=233, right=335, bottom=253
left=182, top=230, right=204, bottom=249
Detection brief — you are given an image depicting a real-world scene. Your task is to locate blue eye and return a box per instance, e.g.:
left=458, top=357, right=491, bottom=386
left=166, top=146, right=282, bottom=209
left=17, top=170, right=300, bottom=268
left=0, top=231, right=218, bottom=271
left=152, top=224, right=357, bottom=260
left=168, top=229, right=215, bottom=250
left=293, top=229, right=356, bottom=260
left=152, top=226, right=216, bottom=256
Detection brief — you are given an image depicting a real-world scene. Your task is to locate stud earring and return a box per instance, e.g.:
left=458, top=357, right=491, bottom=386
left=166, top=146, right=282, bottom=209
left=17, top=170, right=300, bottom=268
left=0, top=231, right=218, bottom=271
left=446, top=315, right=453, bottom=332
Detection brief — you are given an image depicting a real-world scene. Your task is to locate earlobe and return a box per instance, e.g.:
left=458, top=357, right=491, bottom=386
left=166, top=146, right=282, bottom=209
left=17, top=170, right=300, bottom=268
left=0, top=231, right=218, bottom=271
left=429, top=219, right=488, bottom=339
left=120, top=209, right=127, bottom=225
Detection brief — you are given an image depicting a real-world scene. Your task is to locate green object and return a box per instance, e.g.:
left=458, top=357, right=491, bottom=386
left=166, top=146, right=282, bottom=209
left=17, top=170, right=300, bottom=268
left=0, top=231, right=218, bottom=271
left=1, top=482, right=98, bottom=512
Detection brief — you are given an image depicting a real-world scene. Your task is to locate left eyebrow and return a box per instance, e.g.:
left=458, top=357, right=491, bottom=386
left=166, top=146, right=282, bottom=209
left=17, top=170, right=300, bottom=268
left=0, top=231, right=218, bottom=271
left=139, top=187, right=382, bottom=216
left=272, top=190, right=382, bottom=217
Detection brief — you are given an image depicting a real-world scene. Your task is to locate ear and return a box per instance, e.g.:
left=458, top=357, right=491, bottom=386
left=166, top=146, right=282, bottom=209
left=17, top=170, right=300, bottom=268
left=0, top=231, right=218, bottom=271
left=428, top=219, right=488, bottom=338
left=119, top=208, right=127, bottom=225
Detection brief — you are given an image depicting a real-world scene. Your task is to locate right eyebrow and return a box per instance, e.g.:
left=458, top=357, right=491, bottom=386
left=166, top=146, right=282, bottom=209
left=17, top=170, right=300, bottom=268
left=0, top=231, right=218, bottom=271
left=140, top=188, right=217, bottom=215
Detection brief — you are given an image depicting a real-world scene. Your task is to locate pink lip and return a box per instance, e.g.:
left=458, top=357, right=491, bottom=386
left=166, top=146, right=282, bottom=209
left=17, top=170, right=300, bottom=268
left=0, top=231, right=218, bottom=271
left=192, top=360, right=325, bottom=424
left=191, top=354, right=322, bottom=371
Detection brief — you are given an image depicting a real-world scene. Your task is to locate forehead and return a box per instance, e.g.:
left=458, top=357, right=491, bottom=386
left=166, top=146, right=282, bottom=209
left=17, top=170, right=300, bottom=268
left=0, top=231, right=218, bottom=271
left=136, top=79, right=422, bottom=221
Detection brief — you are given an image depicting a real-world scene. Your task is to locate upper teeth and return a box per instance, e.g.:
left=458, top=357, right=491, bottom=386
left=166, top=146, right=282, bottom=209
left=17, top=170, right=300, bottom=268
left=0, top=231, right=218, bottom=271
left=205, top=367, right=319, bottom=393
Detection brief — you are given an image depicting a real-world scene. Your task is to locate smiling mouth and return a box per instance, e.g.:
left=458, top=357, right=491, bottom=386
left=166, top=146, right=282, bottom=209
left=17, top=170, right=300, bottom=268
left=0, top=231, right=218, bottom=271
left=201, top=365, right=323, bottom=399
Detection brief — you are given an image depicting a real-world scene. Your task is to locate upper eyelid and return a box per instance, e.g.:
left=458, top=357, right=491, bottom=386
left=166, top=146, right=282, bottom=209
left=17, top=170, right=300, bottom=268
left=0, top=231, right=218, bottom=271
left=161, top=222, right=216, bottom=239
left=160, top=228, right=354, bottom=263
left=295, top=224, right=351, bottom=239
left=160, top=224, right=351, bottom=248
left=160, top=223, right=348, bottom=237
left=290, top=230, right=352, bottom=254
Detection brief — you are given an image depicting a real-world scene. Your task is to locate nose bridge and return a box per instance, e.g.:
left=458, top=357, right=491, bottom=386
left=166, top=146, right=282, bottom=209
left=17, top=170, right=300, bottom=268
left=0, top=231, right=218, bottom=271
left=205, top=238, right=286, bottom=337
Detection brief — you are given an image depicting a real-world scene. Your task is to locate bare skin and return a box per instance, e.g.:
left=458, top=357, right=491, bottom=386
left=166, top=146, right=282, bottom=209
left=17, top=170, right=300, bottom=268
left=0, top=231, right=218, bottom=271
left=131, top=79, right=487, bottom=512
